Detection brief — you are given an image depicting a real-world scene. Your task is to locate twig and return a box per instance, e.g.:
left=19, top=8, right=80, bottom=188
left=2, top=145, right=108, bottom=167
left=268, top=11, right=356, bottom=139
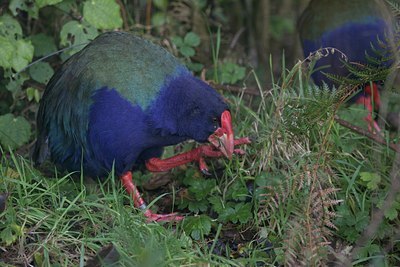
left=209, top=82, right=261, bottom=96
left=116, top=0, right=129, bottom=31
left=334, top=116, right=400, bottom=153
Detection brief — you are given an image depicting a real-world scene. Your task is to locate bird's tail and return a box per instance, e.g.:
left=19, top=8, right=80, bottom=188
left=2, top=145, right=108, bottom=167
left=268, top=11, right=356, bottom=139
left=31, top=133, right=49, bottom=166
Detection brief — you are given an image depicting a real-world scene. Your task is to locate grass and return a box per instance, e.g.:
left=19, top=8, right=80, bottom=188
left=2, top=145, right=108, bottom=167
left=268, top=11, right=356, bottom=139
left=1, top=58, right=400, bottom=266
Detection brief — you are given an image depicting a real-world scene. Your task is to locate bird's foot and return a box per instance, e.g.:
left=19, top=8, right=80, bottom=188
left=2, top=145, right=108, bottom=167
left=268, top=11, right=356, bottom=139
left=121, top=172, right=183, bottom=222
left=145, top=136, right=251, bottom=173
left=143, top=209, right=184, bottom=223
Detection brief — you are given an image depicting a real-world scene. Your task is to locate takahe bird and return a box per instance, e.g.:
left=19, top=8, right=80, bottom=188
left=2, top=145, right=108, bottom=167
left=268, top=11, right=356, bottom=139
left=298, top=0, right=394, bottom=132
left=32, top=31, right=250, bottom=222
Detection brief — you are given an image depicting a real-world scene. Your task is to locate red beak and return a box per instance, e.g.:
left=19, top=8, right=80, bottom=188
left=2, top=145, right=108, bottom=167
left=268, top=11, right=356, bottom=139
left=207, top=110, right=234, bottom=158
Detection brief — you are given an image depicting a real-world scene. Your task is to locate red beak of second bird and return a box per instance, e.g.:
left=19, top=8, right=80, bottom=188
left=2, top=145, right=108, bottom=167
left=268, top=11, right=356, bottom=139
left=208, top=110, right=235, bottom=158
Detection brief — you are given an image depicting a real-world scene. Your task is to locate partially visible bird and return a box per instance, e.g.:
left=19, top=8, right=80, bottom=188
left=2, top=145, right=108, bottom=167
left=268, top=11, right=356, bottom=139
left=298, top=0, right=395, bottom=132
left=32, top=31, right=250, bottom=222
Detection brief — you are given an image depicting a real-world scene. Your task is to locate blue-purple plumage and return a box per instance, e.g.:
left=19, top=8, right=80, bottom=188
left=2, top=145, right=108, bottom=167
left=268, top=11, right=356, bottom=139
left=298, top=0, right=394, bottom=91
left=33, top=32, right=227, bottom=177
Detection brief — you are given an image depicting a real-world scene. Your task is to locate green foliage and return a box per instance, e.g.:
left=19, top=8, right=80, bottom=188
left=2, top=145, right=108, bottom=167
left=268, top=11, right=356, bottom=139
left=83, top=0, right=123, bottom=30
left=360, top=172, right=381, bottom=190
left=216, top=61, right=246, bottom=84
left=171, top=32, right=203, bottom=72
left=183, top=215, right=212, bottom=240
left=60, top=21, right=99, bottom=55
left=0, top=114, right=31, bottom=149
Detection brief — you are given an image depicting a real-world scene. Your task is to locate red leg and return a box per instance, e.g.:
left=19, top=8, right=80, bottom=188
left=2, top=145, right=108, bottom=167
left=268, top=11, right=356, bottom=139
left=121, top=172, right=184, bottom=222
left=145, top=137, right=251, bottom=172
left=355, top=95, right=381, bottom=133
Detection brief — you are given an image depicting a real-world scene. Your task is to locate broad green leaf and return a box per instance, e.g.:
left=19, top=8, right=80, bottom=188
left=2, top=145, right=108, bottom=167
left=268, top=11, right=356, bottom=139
left=0, top=36, right=14, bottom=69
left=179, top=45, right=195, bottom=58
left=0, top=14, right=22, bottom=37
left=208, top=196, right=224, bottom=214
left=184, top=32, right=200, bottom=47
left=383, top=201, right=400, bottom=220
left=30, top=33, right=57, bottom=57
left=83, top=0, right=123, bottom=30
left=186, top=62, right=203, bottom=72
left=227, top=180, right=248, bottom=201
left=9, top=0, right=39, bottom=18
left=234, top=202, right=252, bottom=224
left=12, top=39, right=34, bottom=72
left=60, top=21, right=98, bottom=55
left=153, top=0, right=168, bottom=10
left=151, top=12, right=167, bottom=26
left=183, top=215, right=212, bottom=240
left=171, top=36, right=183, bottom=47
left=187, top=179, right=216, bottom=200
left=188, top=199, right=208, bottom=213
left=0, top=113, right=31, bottom=150
left=26, top=87, right=41, bottom=102
left=384, top=205, right=398, bottom=220
left=219, top=62, right=246, bottom=84
left=36, top=0, right=63, bottom=8
left=359, top=172, right=381, bottom=190
left=218, top=206, right=235, bottom=222
left=29, top=62, right=54, bottom=84
left=6, top=73, right=29, bottom=97
left=1, top=227, right=17, bottom=246
left=8, top=0, right=28, bottom=16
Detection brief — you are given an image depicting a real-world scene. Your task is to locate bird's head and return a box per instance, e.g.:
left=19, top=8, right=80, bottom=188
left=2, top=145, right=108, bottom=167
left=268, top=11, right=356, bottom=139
left=148, top=72, right=235, bottom=158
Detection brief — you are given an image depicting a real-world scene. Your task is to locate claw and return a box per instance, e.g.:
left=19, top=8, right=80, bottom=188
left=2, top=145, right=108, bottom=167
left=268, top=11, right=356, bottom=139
left=143, top=210, right=184, bottom=223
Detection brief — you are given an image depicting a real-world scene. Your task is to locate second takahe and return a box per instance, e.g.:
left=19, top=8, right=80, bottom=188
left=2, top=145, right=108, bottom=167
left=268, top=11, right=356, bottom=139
left=298, top=0, right=395, bottom=132
left=32, top=31, right=250, bottom=222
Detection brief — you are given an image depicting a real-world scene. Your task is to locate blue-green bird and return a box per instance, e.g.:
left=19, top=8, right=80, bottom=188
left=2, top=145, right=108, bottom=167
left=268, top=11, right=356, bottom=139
left=298, top=0, right=395, bottom=132
left=32, top=31, right=250, bottom=222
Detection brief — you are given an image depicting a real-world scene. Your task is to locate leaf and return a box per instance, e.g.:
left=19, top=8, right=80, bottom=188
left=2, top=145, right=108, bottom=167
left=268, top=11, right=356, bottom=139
left=183, top=215, right=212, bottom=240
left=0, top=14, right=22, bottom=37
left=171, top=36, right=183, bottom=47
left=6, top=73, right=29, bottom=97
left=0, top=36, right=14, bottom=69
left=36, top=0, right=63, bottom=8
left=219, top=62, right=246, bottom=84
left=30, top=33, right=57, bottom=57
left=83, top=0, right=123, bottom=30
left=60, top=21, right=98, bottom=55
left=186, top=62, right=203, bottom=72
left=383, top=201, right=400, bottom=220
left=234, top=202, right=252, bottom=224
left=188, top=199, right=208, bottom=213
left=218, top=206, right=235, bottom=222
left=26, top=87, right=41, bottom=103
left=179, top=45, right=195, bottom=58
left=187, top=179, right=216, bottom=200
left=1, top=227, right=16, bottom=246
left=208, top=196, right=224, bottom=214
left=8, top=0, right=29, bottom=16
left=153, top=0, right=168, bottom=10
left=9, top=0, right=39, bottom=18
left=359, top=172, right=381, bottom=190
left=184, top=32, right=200, bottom=47
left=226, top=180, right=248, bottom=201
left=151, top=12, right=167, bottom=27
left=29, top=62, right=54, bottom=84
left=0, top=113, right=31, bottom=150
left=12, top=39, right=34, bottom=72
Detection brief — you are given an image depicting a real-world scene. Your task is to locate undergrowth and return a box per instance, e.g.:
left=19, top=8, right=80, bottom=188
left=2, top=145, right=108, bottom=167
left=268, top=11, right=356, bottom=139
left=2, top=53, right=400, bottom=265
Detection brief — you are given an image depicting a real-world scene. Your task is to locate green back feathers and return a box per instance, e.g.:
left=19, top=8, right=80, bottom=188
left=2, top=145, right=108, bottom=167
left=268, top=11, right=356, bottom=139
left=34, top=32, right=187, bottom=165
left=298, top=0, right=390, bottom=40
left=61, top=31, right=186, bottom=108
